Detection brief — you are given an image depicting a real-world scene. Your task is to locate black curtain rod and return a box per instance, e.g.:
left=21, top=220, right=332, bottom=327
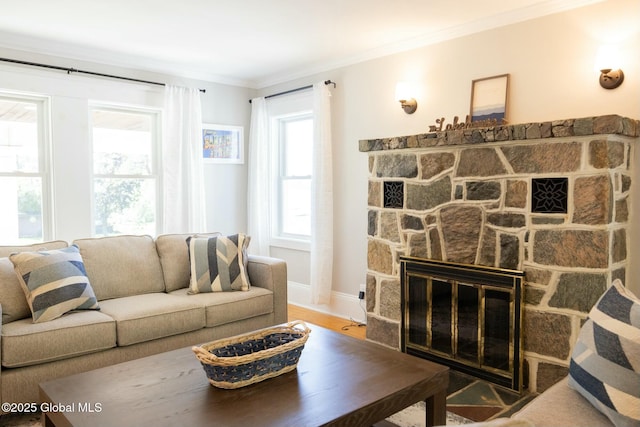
left=249, top=80, right=336, bottom=103
left=0, top=57, right=206, bottom=93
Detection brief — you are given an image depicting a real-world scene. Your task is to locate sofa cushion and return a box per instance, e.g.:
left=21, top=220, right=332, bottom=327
left=0, top=258, right=31, bottom=324
left=0, top=240, right=68, bottom=324
left=568, top=279, right=640, bottom=427
left=10, top=245, right=100, bottom=323
left=97, top=293, right=205, bottom=346
left=73, top=235, right=165, bottom=300
left=156, top=233, right=222, bottom=292
left=0, top=240, right=67, bottom=258
left=187, top=234, right=251, bottom=293
left=170, top=287, right=273, bottom=327
left=1, top=310, right=116, bottom=368
left=156, top=233, right=195, bottom=292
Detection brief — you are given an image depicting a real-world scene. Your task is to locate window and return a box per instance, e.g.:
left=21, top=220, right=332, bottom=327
left=0, top=94, right=50, bottom=244
left=90, top=106, right=160, bottom=237
left=277, top=115, right=313, bottom=238
left=269, top=92, right=313, bottom=249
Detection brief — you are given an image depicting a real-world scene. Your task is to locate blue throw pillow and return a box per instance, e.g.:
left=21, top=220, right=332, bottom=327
left=568, top=279, right=640, bottom=427
left=10, top=245, right=99, bottom=323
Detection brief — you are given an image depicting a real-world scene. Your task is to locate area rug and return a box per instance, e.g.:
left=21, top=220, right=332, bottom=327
left=386, top=401, right=474, bottom=426
left=0, top=411, right=40, bottom=427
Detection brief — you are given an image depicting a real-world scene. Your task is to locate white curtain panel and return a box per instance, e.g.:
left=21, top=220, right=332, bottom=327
left=247, top=97, right=271, bottom=256
left=162, top=85, right=207, bottom=233
left=310, top=82, right=334, bottom=305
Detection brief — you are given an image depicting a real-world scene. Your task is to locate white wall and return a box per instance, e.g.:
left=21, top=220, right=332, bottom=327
left=0, top=47, right=253, bottom=242
left=260, top=0, right=640, bottom=309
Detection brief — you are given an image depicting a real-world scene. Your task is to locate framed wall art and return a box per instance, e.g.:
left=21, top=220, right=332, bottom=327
left=202, top=124, right=244, bottom=164
left=469, top=74, right=509, bottom=123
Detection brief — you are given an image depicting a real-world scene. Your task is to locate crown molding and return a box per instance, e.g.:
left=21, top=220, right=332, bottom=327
left=253, top=0, right=605, bottom=88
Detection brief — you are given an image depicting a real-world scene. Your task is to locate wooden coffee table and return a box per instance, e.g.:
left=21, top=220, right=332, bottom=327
left=39, top=324, right=448, bottom=427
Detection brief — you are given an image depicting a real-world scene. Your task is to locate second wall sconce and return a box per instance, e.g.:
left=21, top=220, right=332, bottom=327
left=599, top=68, right=624, bottom=89
left=596, top=46, right=624, bottom=89
left=395, top=82, right=417, bottom=114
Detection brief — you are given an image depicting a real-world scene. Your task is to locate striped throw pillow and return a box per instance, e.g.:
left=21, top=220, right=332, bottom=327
left=187, top=234, right=251, bottom=293
left=10, top=245, right=99, bottom=323
left=568, top=279, right=640, bottom=427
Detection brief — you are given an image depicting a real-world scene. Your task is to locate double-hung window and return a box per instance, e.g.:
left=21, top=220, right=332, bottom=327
left=277, top=114, right=313, bottom=238
left=0, top=94, right=50, bottom=244
left=90, top=105, right=160, bottom=237
left=269, top=93, right=313, bottom=250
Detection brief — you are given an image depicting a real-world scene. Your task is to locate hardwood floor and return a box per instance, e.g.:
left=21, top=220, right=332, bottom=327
left=287, top=304, right=366, bottom=340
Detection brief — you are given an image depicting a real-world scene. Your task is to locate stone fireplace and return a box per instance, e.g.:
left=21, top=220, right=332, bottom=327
left=360, top=115, right=639, bottom=392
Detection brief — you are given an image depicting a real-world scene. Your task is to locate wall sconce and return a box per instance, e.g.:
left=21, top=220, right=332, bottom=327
left=599, top=68, right=624, bottom=89
left=596, top=46, right=624, bottom=89
left=395, top=82, right=417, bottom=114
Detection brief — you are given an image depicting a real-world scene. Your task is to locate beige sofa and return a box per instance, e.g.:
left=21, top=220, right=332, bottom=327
left=0, top=234, right=288, bottom=409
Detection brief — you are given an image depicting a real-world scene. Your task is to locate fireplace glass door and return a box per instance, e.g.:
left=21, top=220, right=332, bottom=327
left=401, top=257, right=524, bottom=392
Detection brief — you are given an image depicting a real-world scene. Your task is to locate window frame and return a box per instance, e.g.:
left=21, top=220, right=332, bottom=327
left=267, top=91, right=314, bottom=252
left=0, top=91, right=53, bottom=243
left=88, top=103, right=162, bottom=237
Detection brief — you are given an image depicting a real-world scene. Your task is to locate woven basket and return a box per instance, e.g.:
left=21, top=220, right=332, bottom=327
left=192, top=320, right=311, bottom=389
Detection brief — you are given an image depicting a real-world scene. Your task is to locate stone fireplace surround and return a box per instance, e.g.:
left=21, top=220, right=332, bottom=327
left=360, top=115, right=639, bottom=393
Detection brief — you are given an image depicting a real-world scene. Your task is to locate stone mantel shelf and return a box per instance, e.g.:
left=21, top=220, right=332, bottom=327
left=359, top=114, right=640, bottom=153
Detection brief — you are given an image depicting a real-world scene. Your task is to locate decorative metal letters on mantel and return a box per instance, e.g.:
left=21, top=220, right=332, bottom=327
left=428, top=115, right=508, bottom=133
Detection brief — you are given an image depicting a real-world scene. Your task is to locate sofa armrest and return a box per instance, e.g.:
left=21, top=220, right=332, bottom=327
left=247, top=256, right=288, bottom=324
left=512, top=377, right=613, bottom=426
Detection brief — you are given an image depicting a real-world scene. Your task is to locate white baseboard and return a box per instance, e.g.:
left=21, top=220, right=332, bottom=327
left=287, top=281, right=367, bottom=324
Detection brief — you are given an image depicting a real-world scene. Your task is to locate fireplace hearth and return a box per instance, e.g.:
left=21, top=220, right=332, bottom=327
left=401, top=257, right=524, bottom=392
left=361, top=115, right=639, bottom=392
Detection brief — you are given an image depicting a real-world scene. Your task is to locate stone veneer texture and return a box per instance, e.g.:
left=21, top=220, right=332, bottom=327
left=360, top=115, right=639, bottom=393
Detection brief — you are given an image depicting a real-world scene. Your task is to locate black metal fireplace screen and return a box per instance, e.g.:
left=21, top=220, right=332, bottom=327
left=400, top=257, right=524, bottom=392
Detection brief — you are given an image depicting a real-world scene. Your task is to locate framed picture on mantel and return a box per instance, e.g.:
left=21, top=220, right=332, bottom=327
left=470, top=74, right=509, bottom=123
left=202, top=124, right=244, bottom=164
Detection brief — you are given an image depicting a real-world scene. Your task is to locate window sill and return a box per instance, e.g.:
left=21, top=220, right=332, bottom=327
left=270, top=237, right=310, bottom=252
